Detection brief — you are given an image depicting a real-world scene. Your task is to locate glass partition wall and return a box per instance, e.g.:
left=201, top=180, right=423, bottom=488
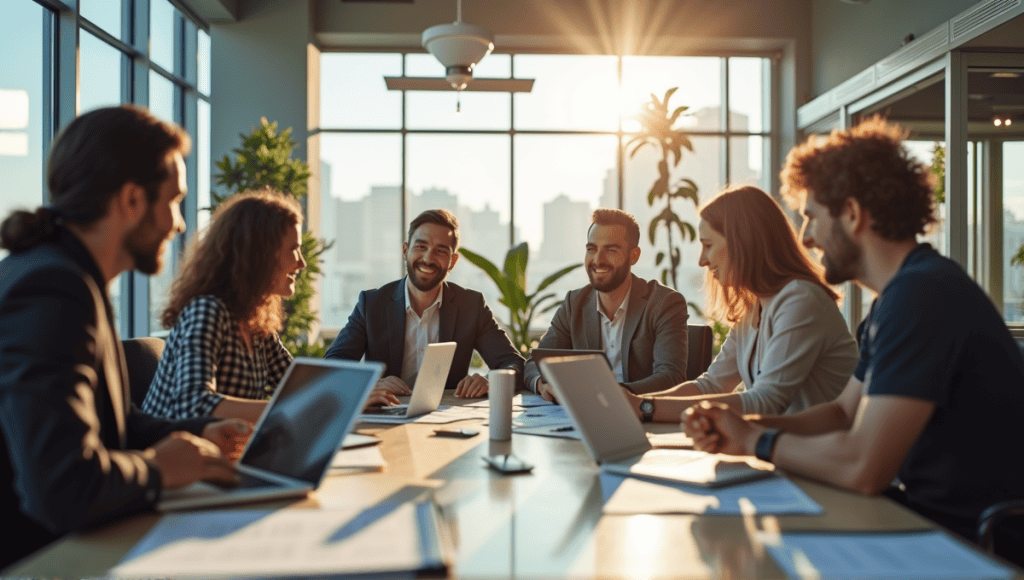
left=825, top=51, right=1024, bottom=329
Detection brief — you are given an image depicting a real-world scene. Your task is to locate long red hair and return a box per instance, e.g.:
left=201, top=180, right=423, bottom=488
left=700, top=186, right=839, bottom=325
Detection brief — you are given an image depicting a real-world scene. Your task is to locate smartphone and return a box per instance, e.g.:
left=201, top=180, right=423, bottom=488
left=432, top=428, right=479, bottom=438
left=482, top=454, right=534, bottom=474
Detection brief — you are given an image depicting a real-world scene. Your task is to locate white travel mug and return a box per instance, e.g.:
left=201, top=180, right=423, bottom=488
left=488, top=369, right=514, bottom=441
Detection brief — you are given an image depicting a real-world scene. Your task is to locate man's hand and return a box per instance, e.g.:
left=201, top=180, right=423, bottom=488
left=147, top=431, right=239, bottom=490
left=364, top=386, right=401, bottom=409
left=682, top=401, right=763, bottom=456
left=536, top=379, right=559, bottom=403
left=376, top=376, right=412, bottom=396
left=455, top=373, right=488, bottom=398
left=202, top=419, right=252, bottom=461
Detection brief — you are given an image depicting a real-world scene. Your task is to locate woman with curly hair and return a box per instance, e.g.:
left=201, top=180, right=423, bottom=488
left=625, top=185, right=858, bottom=421
left=142, top=189, right=396, bottom=423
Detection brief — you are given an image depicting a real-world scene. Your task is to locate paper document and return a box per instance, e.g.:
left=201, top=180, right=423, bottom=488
left=513, top=424, right=583, bottom=440
left=513, top=404, right=571, bottom=428
left=358, top=405, right=490, bottom=424
left=331, top=445, right=386, bottom=472
left=647, top=431, right=694, bottom=449
left=465, top=393, right=555, bottom=408
left=341, top=433, right=380, bottom=449
left=599, top=472, right=823, bottom=515
left=759, top=530, right=1013, bottom=580
left=110, top=502, right=446, bottom=579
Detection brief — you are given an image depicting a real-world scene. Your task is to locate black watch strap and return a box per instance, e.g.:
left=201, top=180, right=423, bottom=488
left=754, top=428, right=782, bottom=462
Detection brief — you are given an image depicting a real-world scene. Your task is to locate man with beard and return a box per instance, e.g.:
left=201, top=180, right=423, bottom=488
left=0, top=105, right=247, bottom=569
left=524, top=209, right=689, bottom=401
left=682, top=118, right=1024, bottom=565
left=325, top=209, right=523, bottom=397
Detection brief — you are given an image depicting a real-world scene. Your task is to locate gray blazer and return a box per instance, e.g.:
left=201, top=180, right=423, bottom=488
left=525, top=274, right=688, bottom=395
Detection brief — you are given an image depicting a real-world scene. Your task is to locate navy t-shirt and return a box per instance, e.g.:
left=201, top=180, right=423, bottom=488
left=854, top=244, right=1024, bottom=521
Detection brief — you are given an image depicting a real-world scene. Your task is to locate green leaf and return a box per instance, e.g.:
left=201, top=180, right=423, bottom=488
left=533, top=262, right=582, bottom=295
left=459, top=247, right=512, bottom=300
left=655, top=251, right=665, bottom=266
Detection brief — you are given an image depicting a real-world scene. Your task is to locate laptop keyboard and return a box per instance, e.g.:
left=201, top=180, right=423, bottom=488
left=209, top=470, right=283, bottom=490
left=368, top=405, right=409, bottom=416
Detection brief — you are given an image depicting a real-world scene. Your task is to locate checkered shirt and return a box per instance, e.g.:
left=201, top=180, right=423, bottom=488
left=142, top=295, right=293, bottom=419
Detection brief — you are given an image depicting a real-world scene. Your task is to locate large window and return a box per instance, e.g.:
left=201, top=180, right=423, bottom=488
left=0, top=2, right=50, bottom=262
left=3, top=0, right=211, bottom=338
left=318, top=53, right=774, bottom=331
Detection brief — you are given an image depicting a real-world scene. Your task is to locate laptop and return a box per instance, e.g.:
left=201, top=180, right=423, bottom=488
left=530, top=348, right=611, bottom=384
left=158, top=358, right=385, bottom=511
left=539, top=354, right=776, bottom=488
left=361, top=341, right=458, bottom=421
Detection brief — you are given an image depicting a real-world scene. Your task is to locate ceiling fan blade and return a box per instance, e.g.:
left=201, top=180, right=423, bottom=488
left=384, top=76, right=535, bottom=93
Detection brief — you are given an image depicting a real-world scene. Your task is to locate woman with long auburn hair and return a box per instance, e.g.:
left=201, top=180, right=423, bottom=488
left=142, top=189, right=397, bottom=423
left=625, top=186, right=858, bottom=422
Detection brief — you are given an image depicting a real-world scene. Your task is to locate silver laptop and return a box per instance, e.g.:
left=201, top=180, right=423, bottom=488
left=530, top=348, right=610, bottom=384
left=159, top=358, right=384, bottom=511
left=539, top=354, right=776, bottom=488
left=361, top=341, right=457, bottom=421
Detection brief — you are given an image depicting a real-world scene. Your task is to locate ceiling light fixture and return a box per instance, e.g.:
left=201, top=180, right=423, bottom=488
left=422, top=0, right=494, bottom=91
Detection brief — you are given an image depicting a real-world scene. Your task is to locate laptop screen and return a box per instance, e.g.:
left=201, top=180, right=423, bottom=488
left=240, top=360, right=380, bottom=485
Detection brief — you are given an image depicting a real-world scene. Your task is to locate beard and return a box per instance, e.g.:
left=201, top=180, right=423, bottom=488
left=587, top=261, right=630, bottom=293
left=822, top=220, right=861, bottom=285
left=407, top=259, right=446, bottom=292
left=124, top=211, right=166, bottom=275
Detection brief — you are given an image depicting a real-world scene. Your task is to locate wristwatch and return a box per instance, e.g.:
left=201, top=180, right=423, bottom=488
left=754, top=428, right=783, bottom=462
left=639, top=398, right=655, bottom=422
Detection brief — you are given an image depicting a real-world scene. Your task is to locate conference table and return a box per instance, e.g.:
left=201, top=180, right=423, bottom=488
left=8, top=393, right=1021, bottom=579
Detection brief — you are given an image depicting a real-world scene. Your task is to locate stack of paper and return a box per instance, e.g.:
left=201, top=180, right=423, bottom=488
left=110, top=502, right=448, bottom=579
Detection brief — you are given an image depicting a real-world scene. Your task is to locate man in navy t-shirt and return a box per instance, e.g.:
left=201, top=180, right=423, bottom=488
left=682, top=117, right=1024, bottom=562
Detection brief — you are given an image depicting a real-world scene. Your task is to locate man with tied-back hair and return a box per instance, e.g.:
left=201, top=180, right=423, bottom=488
left=325, top=209, right=524, bottom=398
left=524, top=208, right=689, bottom=403
left=0, top=105, right=249, bottom=568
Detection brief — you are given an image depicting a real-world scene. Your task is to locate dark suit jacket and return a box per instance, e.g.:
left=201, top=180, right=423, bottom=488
left=524, top=274, right=689, bottom=395
left=0, top=229, right=211, bottom=569
left=324, top=279, right=524, bottom=389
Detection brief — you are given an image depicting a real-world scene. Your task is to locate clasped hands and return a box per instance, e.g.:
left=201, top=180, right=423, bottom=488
left=682, top=401, right=766, bottom=457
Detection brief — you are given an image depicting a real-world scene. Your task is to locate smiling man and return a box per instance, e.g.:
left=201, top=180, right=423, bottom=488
left=325, top=209, right=524, bottom=398
left=524, top=209, right=689, bottom=401
left=683, top=118, right=1024, bottom=565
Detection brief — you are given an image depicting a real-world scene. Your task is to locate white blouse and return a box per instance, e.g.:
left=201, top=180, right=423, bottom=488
left=693, top=279, right=858, bottom=415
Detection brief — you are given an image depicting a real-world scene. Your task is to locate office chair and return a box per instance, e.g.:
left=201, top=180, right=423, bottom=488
left=686, top=324, right=713, bottom=381
left=977, top=500, right=1024, bottom=567
left=121, top=337, right=166, bottom=407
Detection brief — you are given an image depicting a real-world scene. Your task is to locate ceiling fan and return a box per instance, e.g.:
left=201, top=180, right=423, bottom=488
left=384, top=0, right=534, bottom=94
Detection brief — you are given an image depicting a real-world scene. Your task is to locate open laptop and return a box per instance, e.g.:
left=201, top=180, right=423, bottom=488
left=361, top=341, right=457, bottom=421
left=530, top=348, right=611, bottom=384
left=158, top=358, right=384, bottom=511
left=539, top=354, right=776, bottom=488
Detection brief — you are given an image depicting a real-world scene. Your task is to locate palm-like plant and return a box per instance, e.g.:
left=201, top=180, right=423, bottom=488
left=459, top=243, right=581, bottom=356
left=625, top=87, right=700, bottom=290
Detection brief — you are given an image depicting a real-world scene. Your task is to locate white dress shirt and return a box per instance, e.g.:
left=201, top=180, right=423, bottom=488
left=400, top=278, right=442, bottom=387
left=598, top=283, right=632, bottom=383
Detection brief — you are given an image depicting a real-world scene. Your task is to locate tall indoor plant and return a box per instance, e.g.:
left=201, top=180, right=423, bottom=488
left=213, top=118, right=333, bottom=357
left=625, top=87, right=700, bottom=291
left=459, top=243, right=581, bottom=356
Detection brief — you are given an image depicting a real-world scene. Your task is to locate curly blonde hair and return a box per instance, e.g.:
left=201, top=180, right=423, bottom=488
left=162, top=189, right=303, bottom=336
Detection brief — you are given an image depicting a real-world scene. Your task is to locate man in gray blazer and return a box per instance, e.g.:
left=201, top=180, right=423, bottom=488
left=525, top=209, right=688, bottom=399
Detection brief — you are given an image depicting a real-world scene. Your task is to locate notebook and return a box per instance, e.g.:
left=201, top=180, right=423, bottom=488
left=360, top=341, right=457, bottom=422
left=539, top=354, right=776, bottom=488
left=158, top=358, right=384, bottom=511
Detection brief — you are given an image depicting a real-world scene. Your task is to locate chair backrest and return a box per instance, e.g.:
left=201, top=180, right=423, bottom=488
left=121, top=337, right=166, bottom=407
left=686, top=324, right=713, bottom=381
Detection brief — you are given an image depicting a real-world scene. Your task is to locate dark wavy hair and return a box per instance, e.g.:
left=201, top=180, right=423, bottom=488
left=161, top=189, right=303, bottom=336
left=700, top=186, right=839, bottom=325
left=590, top=208, right=641, bottom=248
left=408, top=209, right=460, bottom=250
left=0, top=105, right=190, bottom=252
left=780, top=116, right=937, bottom=241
